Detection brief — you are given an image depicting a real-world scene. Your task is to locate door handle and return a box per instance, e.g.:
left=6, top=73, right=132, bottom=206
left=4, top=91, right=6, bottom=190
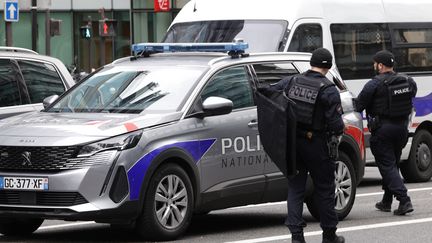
left=248, top=119, right=258, bottom=128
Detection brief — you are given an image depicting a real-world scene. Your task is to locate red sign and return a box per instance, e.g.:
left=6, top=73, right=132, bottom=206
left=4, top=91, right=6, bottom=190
left=154, top=0, right=170, bottom=12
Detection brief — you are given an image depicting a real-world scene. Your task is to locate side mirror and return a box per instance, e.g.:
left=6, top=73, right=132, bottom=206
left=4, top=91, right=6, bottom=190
left=43, top=95, right=59, bottom=109
left=202, top=96, right=233, bottom=117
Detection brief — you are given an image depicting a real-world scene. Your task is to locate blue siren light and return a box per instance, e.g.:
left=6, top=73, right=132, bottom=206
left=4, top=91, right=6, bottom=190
left=131, top=42, right=249, bottom=55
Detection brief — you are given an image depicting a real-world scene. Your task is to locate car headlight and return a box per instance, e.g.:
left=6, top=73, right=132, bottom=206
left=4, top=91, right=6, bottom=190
left=77, top=130, right=143, bottom=157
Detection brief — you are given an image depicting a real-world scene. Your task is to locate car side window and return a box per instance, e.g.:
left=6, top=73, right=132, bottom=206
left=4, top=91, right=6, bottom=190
left=18, top=60, right=66, bottom=103
left=0, top=59, right=22, bottom=107
left=288, top=24, right=323, bottom=53
left=252, top=62, right=299, bottom=85
left=201, top=66, right=254, bottom=110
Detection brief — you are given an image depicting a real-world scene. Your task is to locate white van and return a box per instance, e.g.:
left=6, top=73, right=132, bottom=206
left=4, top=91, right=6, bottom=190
left=164, top=0, right=432, bottom=183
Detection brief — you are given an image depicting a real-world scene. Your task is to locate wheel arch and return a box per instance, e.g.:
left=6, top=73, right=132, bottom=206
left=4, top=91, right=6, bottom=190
left=339, top=134, right=364, bottom=184
left=414, top=120, right=432, bottom=136
left=137, top=148, right=201, bottom=213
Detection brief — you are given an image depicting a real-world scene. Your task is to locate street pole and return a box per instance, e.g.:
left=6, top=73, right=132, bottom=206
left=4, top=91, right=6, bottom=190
left=99, top=8, right=106, bottom=67
left=88, top=16, right=94, bottom=72
left=31, top=0, right=38, bottom=51
left=5, top=22, right=12, bottom=46
left=45, top=8, right=51, bottom=56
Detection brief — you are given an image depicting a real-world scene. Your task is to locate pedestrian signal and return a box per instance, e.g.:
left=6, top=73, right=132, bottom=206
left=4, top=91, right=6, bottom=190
left=99, top=19, right=117, bottom=37
left=80, top=25, right=92, bottom=39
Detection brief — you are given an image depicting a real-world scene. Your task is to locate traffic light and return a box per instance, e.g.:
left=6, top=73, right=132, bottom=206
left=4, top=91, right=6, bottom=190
left=99, top=19, right=117, bottom=37
left=80, top=25, right=92, bottom=39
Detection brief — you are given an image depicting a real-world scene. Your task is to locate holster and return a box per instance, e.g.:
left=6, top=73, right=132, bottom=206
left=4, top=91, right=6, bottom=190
left=327, top=135, right=340, bottom=160
left=367, top=115, right=381, bottom=133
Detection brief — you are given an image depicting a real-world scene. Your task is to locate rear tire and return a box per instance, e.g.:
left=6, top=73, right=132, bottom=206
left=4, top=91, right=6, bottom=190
left=401, top=130, right=432, bottom=182
left=0, top=218, right=44, bottom=236
left=135, top=163, right=194, bottom=241
left=306, top=151, right=356, bottom=221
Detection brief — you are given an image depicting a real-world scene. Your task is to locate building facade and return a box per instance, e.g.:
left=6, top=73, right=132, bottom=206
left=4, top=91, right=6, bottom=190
left=0, top=0, right=190, bottom=73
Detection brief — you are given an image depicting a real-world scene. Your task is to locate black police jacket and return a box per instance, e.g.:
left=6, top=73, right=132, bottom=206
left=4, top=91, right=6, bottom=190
left=270, top=70, right=344, bottom=135
left=355, top=71, right=417, bottom=119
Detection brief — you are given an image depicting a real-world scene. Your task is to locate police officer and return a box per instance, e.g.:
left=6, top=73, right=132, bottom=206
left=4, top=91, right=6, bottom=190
left=271, top=48, right=345, bottom=243
left=355, top=50, right=417, bottom=215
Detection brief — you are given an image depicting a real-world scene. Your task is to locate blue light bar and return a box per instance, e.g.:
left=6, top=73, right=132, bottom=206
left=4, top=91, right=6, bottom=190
left=131, top=42, right=249, bottom=55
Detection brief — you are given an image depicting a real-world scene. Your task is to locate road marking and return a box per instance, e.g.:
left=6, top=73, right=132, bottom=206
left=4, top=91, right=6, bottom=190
left=225, top=217, right=432, bottom=243
left=38, top=221, right=97, bottom=231
left=357, top=187, right=432, bottom=197
left=228, top=187, right=432, bottom=210
left=34, top=187, right=432, bottom=233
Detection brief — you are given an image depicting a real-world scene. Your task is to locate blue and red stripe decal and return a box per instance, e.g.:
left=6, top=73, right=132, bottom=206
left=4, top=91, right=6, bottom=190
left=127, top=139, right=216, bottom=200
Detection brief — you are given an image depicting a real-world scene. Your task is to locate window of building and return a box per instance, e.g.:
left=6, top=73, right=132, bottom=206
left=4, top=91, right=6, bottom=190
left=0, top=59, right=22, bottom=107
left=202, top=66, right=254, bottom=110
left=288, top=24, right=323, bottom=53
left=18, top=60, right=65, bottom=103
left=331, top=23, right=391, bottom=80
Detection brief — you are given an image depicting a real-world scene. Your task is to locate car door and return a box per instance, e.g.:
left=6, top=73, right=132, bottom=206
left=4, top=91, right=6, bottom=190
left=17, top=59, right=67, bottom=110
left=250, top=61, right=301, bottom=202
left=0, top=58, right=29, bottom=119
left=193, top=65, right=266, bottom=207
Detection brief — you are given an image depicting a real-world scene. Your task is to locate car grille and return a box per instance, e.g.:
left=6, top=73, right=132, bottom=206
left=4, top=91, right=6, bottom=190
left=0, top=191, right=88, bottom=206
left=0, top=146, right=116, bottom=171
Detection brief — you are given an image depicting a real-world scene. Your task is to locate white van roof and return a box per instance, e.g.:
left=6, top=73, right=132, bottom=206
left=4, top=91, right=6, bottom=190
left=172, top=0, right=432, bottom=28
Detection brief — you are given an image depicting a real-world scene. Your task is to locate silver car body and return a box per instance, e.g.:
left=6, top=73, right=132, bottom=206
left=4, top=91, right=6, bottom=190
left=0, top=50, right=364, bottom=239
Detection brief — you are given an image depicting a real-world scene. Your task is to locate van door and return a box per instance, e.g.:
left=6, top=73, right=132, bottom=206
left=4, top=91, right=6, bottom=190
left=286, top=20, right=325, bottom=53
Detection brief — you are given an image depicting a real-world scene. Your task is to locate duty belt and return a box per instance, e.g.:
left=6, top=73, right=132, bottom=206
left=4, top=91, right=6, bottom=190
left=380, top=118, right=408, bottom=125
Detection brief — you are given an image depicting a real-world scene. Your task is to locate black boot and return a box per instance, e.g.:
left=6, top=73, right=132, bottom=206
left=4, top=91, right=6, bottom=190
left=393, top=197, right=414, bottom=216
left=375, top=201, right=391, bottom=212
left=375, top=191, right=392, bottom=212
left=292, top=232, right=306, bottom=243
left=322, top=228, right=345, bottom=243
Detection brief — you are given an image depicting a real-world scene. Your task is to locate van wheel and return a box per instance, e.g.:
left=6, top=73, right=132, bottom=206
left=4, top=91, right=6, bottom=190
left=135, top=163, right=194, bottom=241
left=306, top=151, right=356, bottom=221
left=0, top=218, right=44, bottom=236
left=401, top=130, right=432, bottom=182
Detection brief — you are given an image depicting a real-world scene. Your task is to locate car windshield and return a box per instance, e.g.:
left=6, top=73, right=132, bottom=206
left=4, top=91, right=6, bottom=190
left=164, top=20, right=288, bottom=52
left=47, top=66, right=205, bottom=114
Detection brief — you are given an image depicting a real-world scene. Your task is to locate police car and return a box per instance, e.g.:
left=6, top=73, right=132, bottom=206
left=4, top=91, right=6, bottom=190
left=0, top=43, right=364, bottom=240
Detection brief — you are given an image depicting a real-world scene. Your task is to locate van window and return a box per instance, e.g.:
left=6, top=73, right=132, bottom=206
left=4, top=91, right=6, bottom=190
left=331, top=23, right=391, bottom=80
left=390, top=24, right=432, bottom=73
left=288, top=24, right=323, bottom=53
left=0, top=59, right=22, bottom=107
left=164, top=20, right=288, bottom=52
left=18, top=60, right=66, bottom=104
left=252, top=63, right=299, bottom=85
left=202, top=66, right=254, bottom=110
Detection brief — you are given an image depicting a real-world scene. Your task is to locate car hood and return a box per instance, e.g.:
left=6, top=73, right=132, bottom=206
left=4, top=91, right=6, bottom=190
left=0, top=111, right=182, bottom=146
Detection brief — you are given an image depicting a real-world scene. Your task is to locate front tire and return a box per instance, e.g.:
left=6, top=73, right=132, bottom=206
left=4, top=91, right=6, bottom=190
left=401, top=129, right=432, bottom=182
left=135, top=163, right=194, bottom=241
left=0, top=218, right=44, bottom=236
left=306, top=151, right=356, bottom=221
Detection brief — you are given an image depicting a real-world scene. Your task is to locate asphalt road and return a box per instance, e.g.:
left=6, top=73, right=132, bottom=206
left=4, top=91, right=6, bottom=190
left=1, top=167, right=432, bottom=243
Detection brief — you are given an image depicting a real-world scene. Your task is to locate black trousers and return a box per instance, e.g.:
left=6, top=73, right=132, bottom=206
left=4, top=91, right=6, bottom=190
left=370, top=123, right=409, bottom=202
left=285, top=135, right=338, bottom=233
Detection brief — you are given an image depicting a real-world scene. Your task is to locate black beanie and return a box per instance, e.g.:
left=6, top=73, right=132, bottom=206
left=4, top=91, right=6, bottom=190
left=373, top=50, right=395, bottom=67
left=310, top=48, right=333, bottom=69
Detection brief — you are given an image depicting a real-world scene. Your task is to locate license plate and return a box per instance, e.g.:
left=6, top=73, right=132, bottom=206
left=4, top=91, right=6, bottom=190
left=0, top=176, right=48, bottom=190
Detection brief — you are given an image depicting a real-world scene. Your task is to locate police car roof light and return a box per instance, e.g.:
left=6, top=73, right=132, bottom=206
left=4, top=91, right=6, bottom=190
left=131, top=42, right=249, bottom=58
